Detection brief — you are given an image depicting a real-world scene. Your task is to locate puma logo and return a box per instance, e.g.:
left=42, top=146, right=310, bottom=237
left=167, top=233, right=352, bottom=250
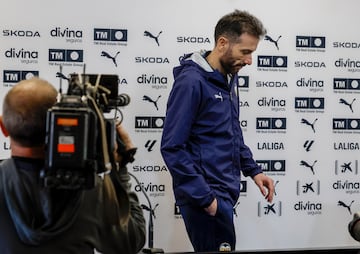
left=338, top=200, right=354, bottom=215
left=101, top=51, right=120, bottom=67
left=301, top=118, right=318, bottom=133
left=300, top=160, right=317, bottom=175
left=214, top=92, right=223, bottom=101
left=144, top=30, right=162, bottom=46
left=143, top=95, right=161, bottom=110
left=339, top=98, right=356, bottom=113
left=264, top=35, right=282, bottom=50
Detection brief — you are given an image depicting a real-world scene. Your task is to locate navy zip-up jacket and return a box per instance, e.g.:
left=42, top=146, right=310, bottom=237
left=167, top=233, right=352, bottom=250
left=161, top=51, right=262, bottom=208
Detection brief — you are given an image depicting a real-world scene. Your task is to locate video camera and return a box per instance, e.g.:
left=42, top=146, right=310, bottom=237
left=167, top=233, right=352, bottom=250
left=40, top=69, right=131, bottom=189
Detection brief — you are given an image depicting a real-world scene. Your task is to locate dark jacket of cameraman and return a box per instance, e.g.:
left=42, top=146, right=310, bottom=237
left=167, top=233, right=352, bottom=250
left=0, top=157, right=146, bottom=254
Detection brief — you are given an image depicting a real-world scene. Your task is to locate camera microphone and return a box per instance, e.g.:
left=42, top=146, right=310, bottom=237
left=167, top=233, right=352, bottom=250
left=115, top=93, right=131, bottom=107
left=349, top=212, right=360, bottom=241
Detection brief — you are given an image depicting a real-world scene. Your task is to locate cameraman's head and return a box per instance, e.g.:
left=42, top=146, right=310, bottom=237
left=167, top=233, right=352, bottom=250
left=0, top=77, right=57, bottom=157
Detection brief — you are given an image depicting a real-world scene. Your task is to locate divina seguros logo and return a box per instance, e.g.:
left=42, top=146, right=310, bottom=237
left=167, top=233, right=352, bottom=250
left=137, top=74, right=168, bottom=89
left=50, top=27, right=83, bottom=43
left=134, top=181, right=165, bottom=198
left=296, top=78, right=324, bottom=93
left=4, top=48, right=38, bottom=64
left=257, top=97, right=286, bottom=112
left=335, top=58, right=360, bottom=73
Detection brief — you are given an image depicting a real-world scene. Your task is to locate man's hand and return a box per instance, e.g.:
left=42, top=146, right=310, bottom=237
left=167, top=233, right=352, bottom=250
left=204, top=198, right=217, bottom=216
left=116, top=122, right=135, bottom=151
left=253, top=173, right=274, bottom=203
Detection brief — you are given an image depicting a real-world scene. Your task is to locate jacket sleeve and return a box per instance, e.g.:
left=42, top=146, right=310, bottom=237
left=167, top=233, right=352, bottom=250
left=239, top=134, right=263, bottom=178
left=100, top=167, right=146, bottom=254
left=232, top=76, right=262, bottom=178
left=160, top=72, right=215, bottom=208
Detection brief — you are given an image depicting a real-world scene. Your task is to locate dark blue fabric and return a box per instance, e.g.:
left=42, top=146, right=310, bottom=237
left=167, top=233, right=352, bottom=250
left=1, top=158, right=82, bottom=245
left=0, top=158, right=146, bottom=254
left=179, top=197, right=235, bottom=252
left=161, top=52, right=262, bottom=208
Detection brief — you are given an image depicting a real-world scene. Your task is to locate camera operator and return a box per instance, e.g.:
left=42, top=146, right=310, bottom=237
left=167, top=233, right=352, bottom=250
left=349, top=212, right=360, bottom=242
left=0, top=77, right=146, bottom=254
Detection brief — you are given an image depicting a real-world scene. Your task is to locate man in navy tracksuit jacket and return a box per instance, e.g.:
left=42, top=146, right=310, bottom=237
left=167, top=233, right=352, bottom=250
left=161, top=10, right=275, bottom=252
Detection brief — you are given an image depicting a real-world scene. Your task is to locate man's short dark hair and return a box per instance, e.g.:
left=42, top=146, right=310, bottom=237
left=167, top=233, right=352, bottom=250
left=214, top=9, right=267, bottom=43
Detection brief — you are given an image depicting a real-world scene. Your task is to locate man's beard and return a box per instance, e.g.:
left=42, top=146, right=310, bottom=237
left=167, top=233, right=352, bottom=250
left=220, top=59, right=245, bottom=75
left=220, top=51, right=245, bottom=75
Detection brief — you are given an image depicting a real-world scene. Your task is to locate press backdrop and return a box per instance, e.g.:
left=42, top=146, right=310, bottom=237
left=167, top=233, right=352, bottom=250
left=1, top=0, right=360, bottom=252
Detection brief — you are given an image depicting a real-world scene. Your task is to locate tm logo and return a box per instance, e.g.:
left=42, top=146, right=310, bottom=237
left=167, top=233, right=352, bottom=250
left=333, top=118, right=360, bottom=130
left=48, top=49, right=83, bottom=62
left=296, top=36, right=326, bottom=48
left=334, top=78, right=360, bottom=91
left=238, top=76, right=249, bottom=88
left=94, top=28, right=127, bottom=42
left=256, top=117, right=286, bottom=130
left=135, top=116, right=165, bottom=129
left=295, top=97, right=325, bottom=109
left=258, top=55, right=287, bottom=68
left=256, top=160, right=285, bottom=173
left=3, top=70, right=38, bottom=83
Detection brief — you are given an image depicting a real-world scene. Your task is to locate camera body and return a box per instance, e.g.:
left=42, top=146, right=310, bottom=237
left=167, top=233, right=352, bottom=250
left=41, top=73, right=129, bottom=189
